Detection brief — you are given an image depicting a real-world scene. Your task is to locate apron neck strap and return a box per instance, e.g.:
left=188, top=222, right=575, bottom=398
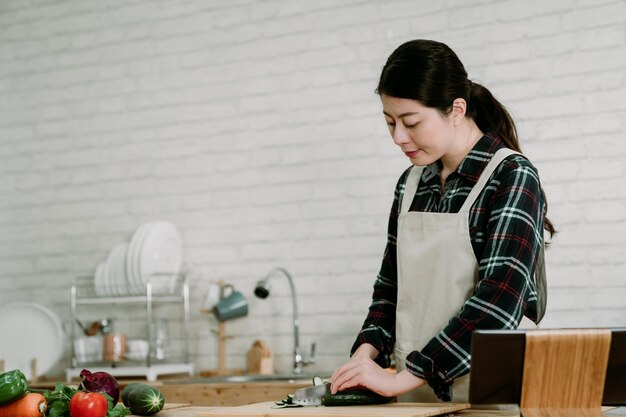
left=459, top=148, right=520, bottom=213
left=400, top=166, right=425, bottom=214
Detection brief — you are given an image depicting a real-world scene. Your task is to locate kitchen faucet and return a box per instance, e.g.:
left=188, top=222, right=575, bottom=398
left=254, top=266, right=315, bottom=375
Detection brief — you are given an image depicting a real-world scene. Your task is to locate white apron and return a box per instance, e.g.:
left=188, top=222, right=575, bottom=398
left=393, top=148, right=540, bottom=403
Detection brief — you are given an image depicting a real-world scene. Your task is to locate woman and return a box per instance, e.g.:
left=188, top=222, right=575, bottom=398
left=329, top=39, right=554, bottom=402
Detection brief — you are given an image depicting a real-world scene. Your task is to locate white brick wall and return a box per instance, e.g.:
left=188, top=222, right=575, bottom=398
left=1, top=0, right=625, bottom=378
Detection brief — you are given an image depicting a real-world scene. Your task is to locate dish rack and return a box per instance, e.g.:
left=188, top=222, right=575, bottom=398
left=65, top=273, right=194, bottom=382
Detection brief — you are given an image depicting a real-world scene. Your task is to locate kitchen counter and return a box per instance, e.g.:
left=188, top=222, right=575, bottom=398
left=32, top=377, right=624, bottom=416
left=138, top=403, right=625, bottom=417
left=135, top=404, right=508, bottom=417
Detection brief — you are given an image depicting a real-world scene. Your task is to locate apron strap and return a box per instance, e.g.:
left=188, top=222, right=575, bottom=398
left=457, top=147, right=548, bottom=324
left=458, top=148, right=519, bottom=213
left=400, top=165, right=425, bottom=215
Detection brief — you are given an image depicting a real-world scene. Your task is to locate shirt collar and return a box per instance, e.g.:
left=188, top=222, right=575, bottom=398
left=420, top=133, right=505, bottom=186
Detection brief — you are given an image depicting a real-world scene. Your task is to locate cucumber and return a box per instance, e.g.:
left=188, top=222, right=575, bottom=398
left=312, top=376, right=324, bottom=386
left=121, top=383, right=165, bottom=415
left=322, top=389, right=392, bottom=407
left=0, top=369, right=29, bottom=405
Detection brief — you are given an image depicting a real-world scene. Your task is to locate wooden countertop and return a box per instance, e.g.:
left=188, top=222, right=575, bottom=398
left=136, top=404, right=220, bottom=417
left=139, top=403, right=518, bottom=417
left=144, top=403, right=625, bottom=417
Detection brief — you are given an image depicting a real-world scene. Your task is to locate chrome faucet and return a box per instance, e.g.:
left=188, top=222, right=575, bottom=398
left=254, top=267, right=315, bottom=374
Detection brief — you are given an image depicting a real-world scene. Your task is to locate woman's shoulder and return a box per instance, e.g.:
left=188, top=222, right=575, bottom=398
left=493, top=152, right=541, bottom=187
left=498, top=152, right=539, bottom=172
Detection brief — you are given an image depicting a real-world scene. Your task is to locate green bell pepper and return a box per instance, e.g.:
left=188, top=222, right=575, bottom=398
left=0, top=369, right=29, bottom=405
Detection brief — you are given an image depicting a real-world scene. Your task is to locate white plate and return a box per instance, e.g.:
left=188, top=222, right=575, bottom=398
left=134, top=223, right=156, bottom=292
left=139, top=221, right=182, bottom=294
left=94, top=261, right=105, bottom=296
left=115, top=243, right=130, bottom=295
left=107, top=243, right=128, bottom=296
left=101, top=255, right=112, bottom=296
left=127, top=222, right=155, bottom=294
left=126, top=224, right=144, bottom=293
left=0, top=302, right=64, bottom=380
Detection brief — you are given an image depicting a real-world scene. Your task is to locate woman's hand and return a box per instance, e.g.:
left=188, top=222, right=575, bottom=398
left=330, top=344, right=426, bottom=397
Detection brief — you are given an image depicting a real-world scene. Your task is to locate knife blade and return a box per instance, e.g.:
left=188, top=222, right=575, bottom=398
left=292, top=382, right=330, bottom=406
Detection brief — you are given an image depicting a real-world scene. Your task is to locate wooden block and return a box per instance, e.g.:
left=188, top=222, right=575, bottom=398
left=520, top=328, right=611, bottom=417
left=246, top=340, right=274, bottom=375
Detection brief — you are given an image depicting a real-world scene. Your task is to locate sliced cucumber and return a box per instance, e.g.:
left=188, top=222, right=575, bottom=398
left=312, top=376, right=324, bottom=386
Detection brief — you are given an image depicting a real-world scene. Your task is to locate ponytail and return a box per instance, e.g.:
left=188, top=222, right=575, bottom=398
left=467, top=81, right=555, bottom=238
left=467, top=82, right=520, bottom=152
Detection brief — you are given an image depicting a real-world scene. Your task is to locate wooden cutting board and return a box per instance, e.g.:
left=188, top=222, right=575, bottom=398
left=198, top=401, right=470, bottom=417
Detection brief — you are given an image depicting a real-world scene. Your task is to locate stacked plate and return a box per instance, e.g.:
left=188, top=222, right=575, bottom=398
left=94, top=221, right=183, bottom=296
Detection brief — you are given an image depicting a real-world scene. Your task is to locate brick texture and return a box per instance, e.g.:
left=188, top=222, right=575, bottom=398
left=1, top=0, right=625, bottom=378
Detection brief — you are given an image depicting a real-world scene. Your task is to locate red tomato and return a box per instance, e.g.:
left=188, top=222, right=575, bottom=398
left=69, top=391, right=108, bottom=417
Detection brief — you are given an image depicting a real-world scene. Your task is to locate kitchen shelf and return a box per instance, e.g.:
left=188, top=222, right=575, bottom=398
left=65, top=363, right=194, bottom=382
left=66, top=274, right=194, bottom=382
left=74, top=295, right=183, bottom=305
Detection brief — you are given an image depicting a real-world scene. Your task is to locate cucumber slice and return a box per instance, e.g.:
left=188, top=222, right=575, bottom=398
left=312, top=376, right=324, bottom=386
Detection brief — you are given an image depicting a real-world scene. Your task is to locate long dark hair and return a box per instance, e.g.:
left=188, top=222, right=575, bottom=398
left=377, top=39, right=555, bottom=237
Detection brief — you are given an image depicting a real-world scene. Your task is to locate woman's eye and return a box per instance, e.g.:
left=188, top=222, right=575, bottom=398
left=405, top=122, right=418, bottom=128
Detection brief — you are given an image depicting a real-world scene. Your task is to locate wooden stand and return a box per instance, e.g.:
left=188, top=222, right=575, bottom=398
left=520, top=329, right=611, bottom=417
left=200, top=281, right=244, bottom=377
left=30, top=358, right=39, bottom=382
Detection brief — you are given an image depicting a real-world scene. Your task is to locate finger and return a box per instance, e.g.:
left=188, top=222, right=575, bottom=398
left=330, top=360, right=359, bottom=385
left=329, top=366, right=346, bottom=385
left=331, top=367, right=362, bottom=394
left=335, top=373, right=363, bottom=393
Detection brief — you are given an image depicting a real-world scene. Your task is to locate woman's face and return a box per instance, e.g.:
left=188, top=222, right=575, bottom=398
left=381, top=94, right=456, bottom=166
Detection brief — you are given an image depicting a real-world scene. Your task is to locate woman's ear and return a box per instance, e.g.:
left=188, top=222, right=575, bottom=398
left=450, top=98, right=467, bottom=126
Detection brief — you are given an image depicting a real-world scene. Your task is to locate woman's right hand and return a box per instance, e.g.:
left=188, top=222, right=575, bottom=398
left=330, top=343, right=426, bottom=397
left=329, top=344, right=380, bottom=393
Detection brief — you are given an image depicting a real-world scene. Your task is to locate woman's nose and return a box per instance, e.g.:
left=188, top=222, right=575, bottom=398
left=392, top=125, right=410, bottom=145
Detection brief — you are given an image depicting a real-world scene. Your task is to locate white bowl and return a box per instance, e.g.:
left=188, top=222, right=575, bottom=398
left=126, top=339, right=149, bottom=360
left=74, top=336, right=103, bottom=362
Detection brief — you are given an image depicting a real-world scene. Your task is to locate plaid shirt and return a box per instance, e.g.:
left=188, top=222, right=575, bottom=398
left=351, top=133, right=545, bottom=401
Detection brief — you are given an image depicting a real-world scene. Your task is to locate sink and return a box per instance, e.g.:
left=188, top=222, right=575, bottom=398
left=167, top=374, right=324, bottom=384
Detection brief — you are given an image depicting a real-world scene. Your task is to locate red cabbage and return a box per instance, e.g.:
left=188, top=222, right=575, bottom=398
left=79, top=369, right=120, bottom=405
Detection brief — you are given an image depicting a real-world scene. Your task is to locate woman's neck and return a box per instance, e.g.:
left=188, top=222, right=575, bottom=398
left=438, top=120, right=484, bottom=190
left=440, top=120, right=484, bottom=179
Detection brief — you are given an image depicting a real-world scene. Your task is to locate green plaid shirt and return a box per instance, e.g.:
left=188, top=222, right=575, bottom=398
left=352, top=133, right=546, bottom=401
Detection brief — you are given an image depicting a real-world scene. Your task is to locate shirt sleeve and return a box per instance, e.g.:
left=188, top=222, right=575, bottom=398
left=350, top=170, right=409, bottom=367
left=404, top=158, right=545, bottom=401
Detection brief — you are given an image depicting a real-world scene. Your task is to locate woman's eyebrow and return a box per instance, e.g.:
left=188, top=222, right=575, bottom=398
left=383, top=111, right=420, bottom=118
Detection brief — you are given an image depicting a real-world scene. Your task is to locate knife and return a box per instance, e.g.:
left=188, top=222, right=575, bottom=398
left=292, top=382, right=330, bottom=406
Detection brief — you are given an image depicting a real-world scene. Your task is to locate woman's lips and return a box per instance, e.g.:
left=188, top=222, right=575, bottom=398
left=404, top=150, right=418, bottom=158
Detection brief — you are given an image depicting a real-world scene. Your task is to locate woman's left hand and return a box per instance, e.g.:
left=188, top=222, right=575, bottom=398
left=330, top=355, right=426, bottom=397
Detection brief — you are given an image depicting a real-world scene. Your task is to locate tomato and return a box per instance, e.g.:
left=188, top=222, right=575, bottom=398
left=69, top=391, right=108, bottom=417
